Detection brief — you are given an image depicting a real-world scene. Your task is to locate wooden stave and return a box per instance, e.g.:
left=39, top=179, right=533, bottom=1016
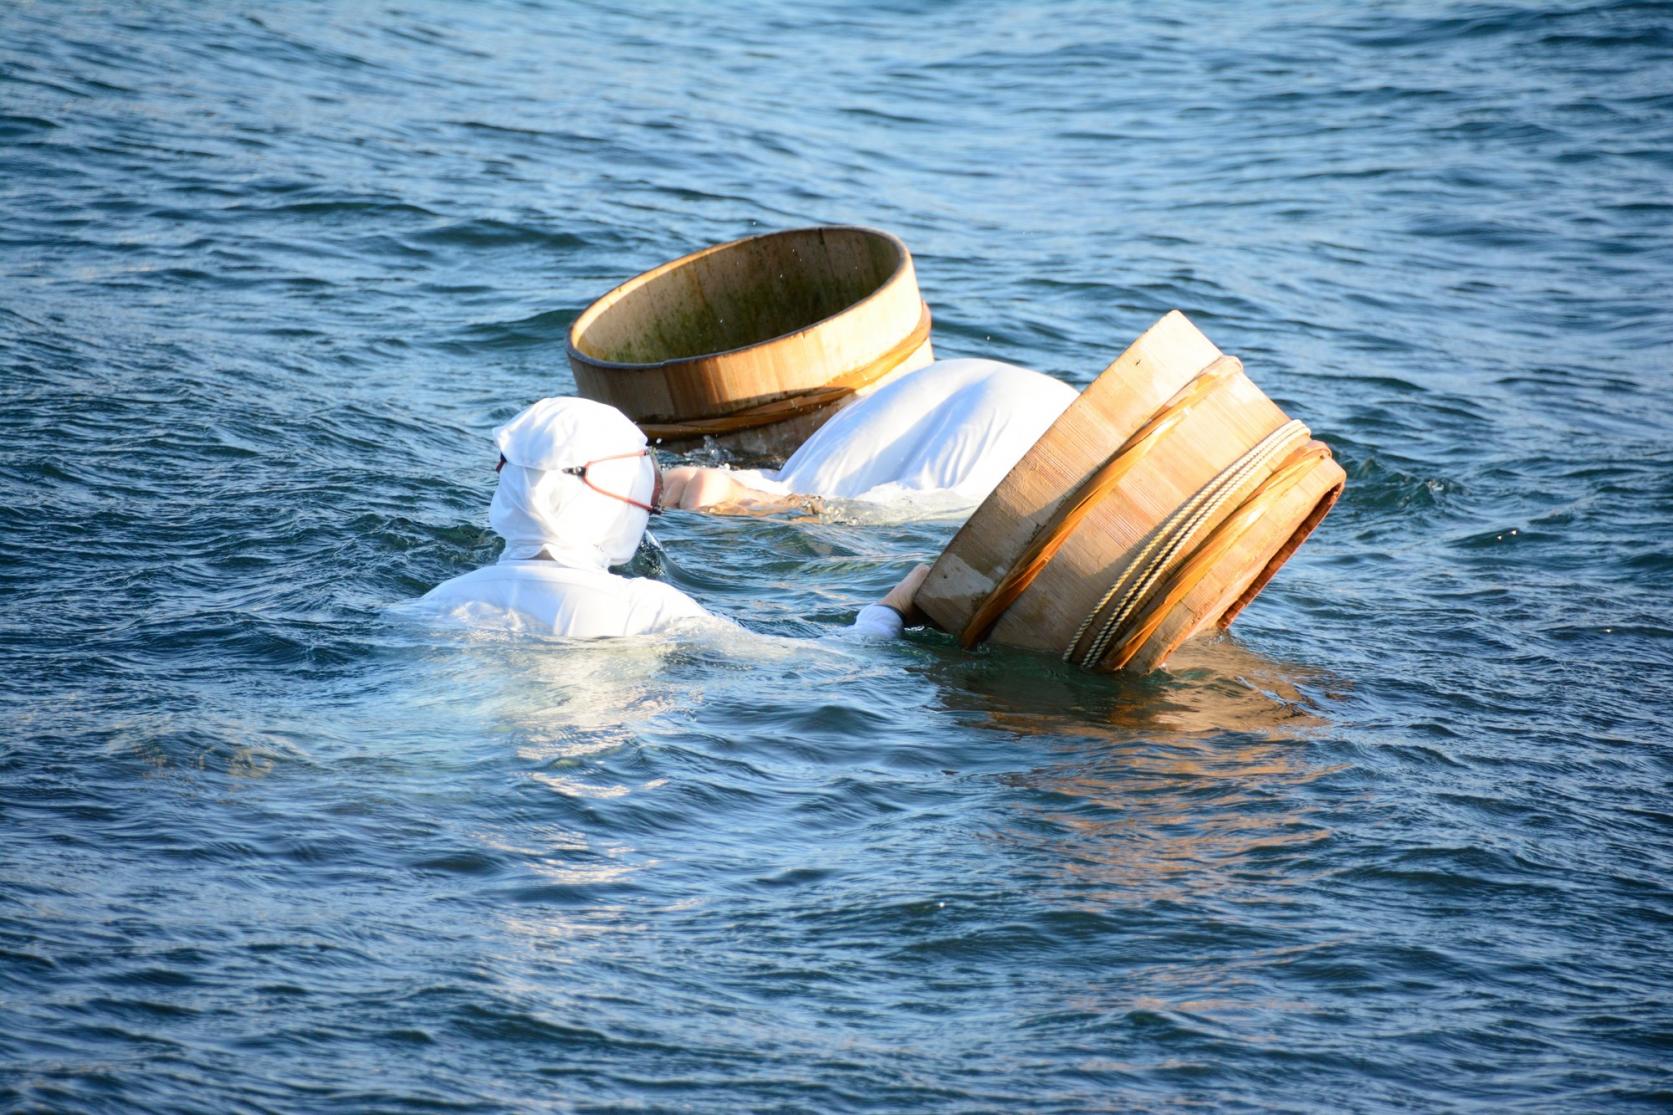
left=917, top=311, right=1343, bottom=673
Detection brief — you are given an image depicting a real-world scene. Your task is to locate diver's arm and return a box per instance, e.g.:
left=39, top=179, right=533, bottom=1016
left=852, top=563, right=931, bottom=639
left=660, top=466, right=817, bottom=516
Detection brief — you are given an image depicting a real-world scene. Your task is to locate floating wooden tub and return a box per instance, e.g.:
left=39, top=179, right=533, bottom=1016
left=567, top=226, right=934, bottom=458
left=915, top=311, right=1345, bottom=674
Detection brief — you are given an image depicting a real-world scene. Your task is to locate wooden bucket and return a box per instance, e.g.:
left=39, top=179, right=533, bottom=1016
left=915, top=311, right=1346, bottom=674
left=567, top=226, right=934, bottom=458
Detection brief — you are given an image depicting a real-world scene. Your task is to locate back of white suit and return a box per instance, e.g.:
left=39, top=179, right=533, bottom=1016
left=416, top=397, right=715, bottom=638
left=419, top=560, right=711, bottom=637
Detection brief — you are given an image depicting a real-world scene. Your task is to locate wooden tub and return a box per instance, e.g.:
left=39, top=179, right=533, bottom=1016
left=915, top=311, right=1345, bottom=674
left=567, top=226, right=934, bottom=458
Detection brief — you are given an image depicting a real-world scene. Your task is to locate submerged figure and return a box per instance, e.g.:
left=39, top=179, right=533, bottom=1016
left=416, top=396, right=924, bottom=638
left=658, top=358, right=1078, bottom=514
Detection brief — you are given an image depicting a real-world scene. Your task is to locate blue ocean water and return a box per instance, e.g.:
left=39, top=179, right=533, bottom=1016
left=3, top=1, right=1671, bottom=1110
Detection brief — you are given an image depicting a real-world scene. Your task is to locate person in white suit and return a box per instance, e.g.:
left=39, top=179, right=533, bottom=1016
left=416, top=396, right=924, bottom=639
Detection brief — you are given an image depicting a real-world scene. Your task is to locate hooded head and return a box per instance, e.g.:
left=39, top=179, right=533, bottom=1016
left=489, top=397, right=657, bottom=569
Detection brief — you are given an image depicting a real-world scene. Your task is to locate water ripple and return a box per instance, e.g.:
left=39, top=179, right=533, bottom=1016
left=3, top=0, right=1671, bottom=1111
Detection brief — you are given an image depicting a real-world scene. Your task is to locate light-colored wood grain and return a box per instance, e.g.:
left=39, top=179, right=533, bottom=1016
left=568, top=226, right=932, bottom=458
left=917, top=311, right=1345, bottom=674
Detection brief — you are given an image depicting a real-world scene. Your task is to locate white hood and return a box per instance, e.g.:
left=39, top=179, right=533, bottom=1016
left=489, top=397, right=655, bottom=570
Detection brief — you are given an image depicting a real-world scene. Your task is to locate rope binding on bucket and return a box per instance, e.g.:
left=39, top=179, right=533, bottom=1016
left=1072, top=439, right=1333, bottom=671
left=1063, top=419, right=1311, bottom=669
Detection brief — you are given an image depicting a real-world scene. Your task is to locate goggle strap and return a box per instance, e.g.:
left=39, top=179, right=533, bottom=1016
left=561, top=451, right=661, bottom=515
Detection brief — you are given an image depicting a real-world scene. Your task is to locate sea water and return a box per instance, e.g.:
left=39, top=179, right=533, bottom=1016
left=2, top=2, right=1670, bottom=1110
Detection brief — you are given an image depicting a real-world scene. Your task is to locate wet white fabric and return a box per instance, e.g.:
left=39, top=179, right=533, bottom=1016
left=416, top=396, right=909, bottom=641
left=418, top=560, right=713, bottom=638
left=736, top=358, right=1078, bottom=505
left=420, top=397, right=711, bottom=638
left=489, top=396, right=655, bottom=568
left=852, top=604, right=905, bottom=639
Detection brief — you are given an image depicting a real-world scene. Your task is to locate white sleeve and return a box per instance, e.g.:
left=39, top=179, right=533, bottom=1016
left=850, top=603, right=906, bottom=640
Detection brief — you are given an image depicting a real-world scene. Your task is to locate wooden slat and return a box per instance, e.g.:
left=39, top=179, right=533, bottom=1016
left=917, top=310, right=1344, bottom=673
